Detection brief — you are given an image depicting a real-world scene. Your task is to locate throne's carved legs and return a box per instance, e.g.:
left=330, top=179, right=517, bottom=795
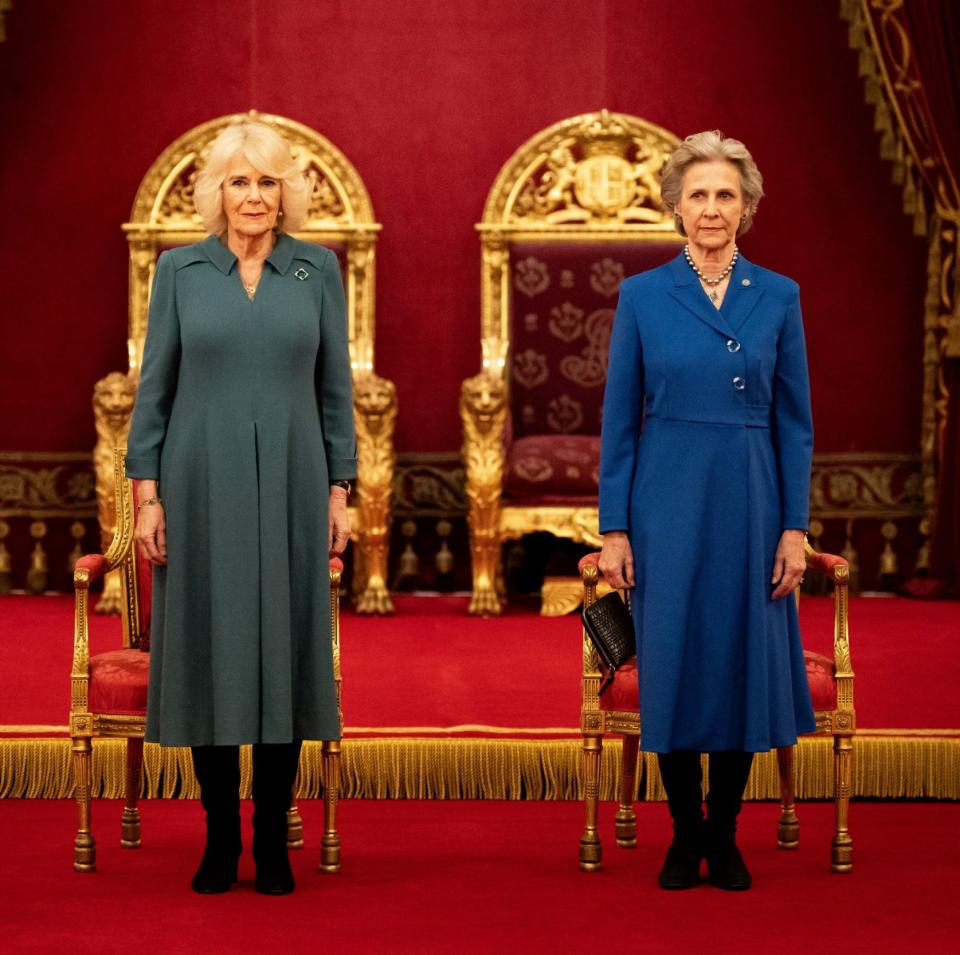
left=831, top=734, right=853, bottom=873
left=615, top=735, right=639, bottom=848
left=579, top=734, right=603, bottom=871
left=319, top=740, right=341, bottom=873
left=120, top=737, right=143, bottom=848
left=72, top=735, right=95, bottom=872
left=353, top=374, right=396, bottom=614
left=776, top=744, right=799, bottom=850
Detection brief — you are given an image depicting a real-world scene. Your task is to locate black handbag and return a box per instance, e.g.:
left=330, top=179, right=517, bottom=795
left=582, top=591, right=634, bottom=696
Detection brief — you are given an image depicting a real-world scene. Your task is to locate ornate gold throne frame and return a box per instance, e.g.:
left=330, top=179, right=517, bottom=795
left=461, top=110, right=684, bottom=614
left=94, top=110, right=395, bottom=614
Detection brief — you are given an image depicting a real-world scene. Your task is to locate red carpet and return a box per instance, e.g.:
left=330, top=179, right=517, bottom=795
left=0, top=799, right=956, bottom=954
left=2, top=593, right=960, bottom=732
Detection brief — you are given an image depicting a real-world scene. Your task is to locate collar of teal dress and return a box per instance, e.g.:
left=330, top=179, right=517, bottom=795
left=667, top=249, right=763, bottom=336
left=197, top=232, right=305, bottom=276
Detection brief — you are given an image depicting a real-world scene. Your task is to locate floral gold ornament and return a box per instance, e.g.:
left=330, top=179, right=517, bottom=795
left=589, top=258, right=625, bottom=298
left=115, top=110, right=395, bottom=612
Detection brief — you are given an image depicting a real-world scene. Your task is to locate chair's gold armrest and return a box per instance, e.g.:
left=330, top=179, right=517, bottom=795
left=805, top=546, right=855, bottom=711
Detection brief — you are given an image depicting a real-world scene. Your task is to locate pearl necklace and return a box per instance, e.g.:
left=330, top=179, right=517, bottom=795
left=684, top=244, right=738, bottom=302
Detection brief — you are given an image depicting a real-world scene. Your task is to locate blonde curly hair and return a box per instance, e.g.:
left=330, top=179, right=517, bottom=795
left=194, top=121, right=309, bottom=235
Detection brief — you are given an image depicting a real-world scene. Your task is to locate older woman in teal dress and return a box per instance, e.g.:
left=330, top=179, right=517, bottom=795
left=126, top=121, right=356, bottom=896
left=598, top=131, right=815, bottom=892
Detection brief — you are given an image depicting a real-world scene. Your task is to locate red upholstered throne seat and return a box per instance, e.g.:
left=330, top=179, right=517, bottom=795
left=87, top=651, right=150, bottom=716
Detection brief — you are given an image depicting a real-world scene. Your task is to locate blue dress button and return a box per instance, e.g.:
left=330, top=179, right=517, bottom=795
left=732, top=376, right=746, bottom=391
left=726, top=339, right=741, bottom=353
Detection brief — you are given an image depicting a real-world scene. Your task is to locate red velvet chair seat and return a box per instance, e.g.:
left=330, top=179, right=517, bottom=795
left=87, top=649, right=150, bottom=716
left=597, top=650, right=836, bottom=717
left=503, top=434, right=600, bottom=497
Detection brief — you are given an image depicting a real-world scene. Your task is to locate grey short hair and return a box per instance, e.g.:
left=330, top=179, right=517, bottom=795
left=660, top=130, right=764, bottom=236
left=194, top=121, right=310, bottom=235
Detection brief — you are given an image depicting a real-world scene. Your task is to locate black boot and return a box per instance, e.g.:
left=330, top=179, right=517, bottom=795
left=705, top=750, right=754, bottom=891
left=656, top=751, right=704, bottom=890
left=190, top=745, right=241, bottom=894
left=252, top=740, right=302, bottom=895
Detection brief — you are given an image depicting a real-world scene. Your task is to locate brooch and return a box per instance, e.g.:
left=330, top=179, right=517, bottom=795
left=294, top=268, right=309, bottom=281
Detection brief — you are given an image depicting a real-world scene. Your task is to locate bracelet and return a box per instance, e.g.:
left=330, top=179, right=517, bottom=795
left=330, top=480, right=352, bottom=496
left=137, top=497, right=162, bottom=511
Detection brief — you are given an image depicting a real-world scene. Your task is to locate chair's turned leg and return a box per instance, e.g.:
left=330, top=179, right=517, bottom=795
left=120, top=737, right=143, bottom=848
left=579, top=734, right=603, bottom=871
left=831, top=734, right=853, bottom=873
left=287, top=781, right=305, bottom=850
left=72, top=736, right=95, bottom=872
left=614, top=735, right=639, bottom=849
left=319, top=739, right=341, bottom=873
left=776, top=745, right=799, bottom=850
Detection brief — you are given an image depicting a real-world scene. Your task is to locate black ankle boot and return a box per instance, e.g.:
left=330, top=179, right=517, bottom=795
left=252, top=741, right=302, bottom=896
left=190, top=746, right=241, bottom=894
left=705, top=750, right=754, bottom=891
left=657, top=751, right=704, bottom=890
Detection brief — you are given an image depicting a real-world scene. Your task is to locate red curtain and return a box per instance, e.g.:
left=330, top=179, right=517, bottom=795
left=869, top=0, right=960, bottom=594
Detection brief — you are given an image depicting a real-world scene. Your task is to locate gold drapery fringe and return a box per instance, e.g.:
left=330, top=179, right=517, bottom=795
left=1, top=735, right=958, bottom=800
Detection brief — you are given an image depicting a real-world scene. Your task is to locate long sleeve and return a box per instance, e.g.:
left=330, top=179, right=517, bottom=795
left=598, top=284, right=644, bottom=534
left=316, top=249, right=357, bottom=481
left=125, top=252, right=181, bottom=480
left=772, top=286, right=814, bottom=530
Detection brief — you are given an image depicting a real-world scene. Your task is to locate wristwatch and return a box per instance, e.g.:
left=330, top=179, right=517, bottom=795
left=330, top=480, right=352, bottom=496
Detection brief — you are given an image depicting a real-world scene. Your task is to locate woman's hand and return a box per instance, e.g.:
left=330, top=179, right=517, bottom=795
left=135, top=481, right=167, bottom=566
left=771, top=529, right=806, bottom=600
left=598, top=531, right=635, bottom=590
left=329, top=486, right=351, bottom=555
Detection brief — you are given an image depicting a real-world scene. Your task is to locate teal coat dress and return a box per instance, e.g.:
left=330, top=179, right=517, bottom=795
left=125, top=234, right=357, bottom=746
left=599, top=252, right=816, bottom=753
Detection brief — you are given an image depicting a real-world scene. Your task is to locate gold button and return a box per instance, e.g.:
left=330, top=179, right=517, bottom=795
left=742, top=278, right=751, bottom=287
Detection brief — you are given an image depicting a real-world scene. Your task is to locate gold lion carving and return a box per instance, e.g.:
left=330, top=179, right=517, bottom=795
left=92, top=372, right=137, bottom=613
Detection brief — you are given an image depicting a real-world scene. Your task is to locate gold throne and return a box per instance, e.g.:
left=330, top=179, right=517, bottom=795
left=461, top=110, right=685, bottom=614
left=94, top=110, right=396, bottom=614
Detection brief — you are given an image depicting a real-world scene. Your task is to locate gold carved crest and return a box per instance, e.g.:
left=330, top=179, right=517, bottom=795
left=484, top=110, right=678, bottom=228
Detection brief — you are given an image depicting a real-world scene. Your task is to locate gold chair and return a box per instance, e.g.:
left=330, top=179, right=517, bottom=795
left=578, top=547, right=855, bottom=873
left=71, top=448, right=345, bottom=873
left=461, top=110, right=685, bottom=615
left=93, top=110, right=395, bottom=615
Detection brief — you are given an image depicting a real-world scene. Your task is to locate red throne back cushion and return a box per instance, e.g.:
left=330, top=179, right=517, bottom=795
left=509, top=240, right=682, bottom=440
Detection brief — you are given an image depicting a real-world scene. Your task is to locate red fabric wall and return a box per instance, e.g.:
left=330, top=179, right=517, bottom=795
left=0, top=0, right=926, bottom=455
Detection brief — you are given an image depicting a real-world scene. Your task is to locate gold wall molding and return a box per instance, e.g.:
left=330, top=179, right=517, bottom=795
left=809, top=452, right=924, bottom=519
left=0, top=455, right=96, bottom=518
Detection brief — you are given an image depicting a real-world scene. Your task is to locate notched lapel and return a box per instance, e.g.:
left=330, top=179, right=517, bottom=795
left=667, top=284, right=733, bottom=338
left=723, top=258, right=764, bottom=333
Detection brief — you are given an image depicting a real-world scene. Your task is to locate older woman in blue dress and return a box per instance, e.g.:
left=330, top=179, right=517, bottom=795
left=128, top=121, right=355, bottom=895
left=598, top=131, right=815, bottom=891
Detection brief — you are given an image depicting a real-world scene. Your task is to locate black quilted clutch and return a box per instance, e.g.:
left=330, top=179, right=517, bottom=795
left=582, top=591, right=634, bottom=696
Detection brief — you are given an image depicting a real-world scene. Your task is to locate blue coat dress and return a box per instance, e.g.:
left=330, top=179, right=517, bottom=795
left=598, top=251, right=816, bottom=753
